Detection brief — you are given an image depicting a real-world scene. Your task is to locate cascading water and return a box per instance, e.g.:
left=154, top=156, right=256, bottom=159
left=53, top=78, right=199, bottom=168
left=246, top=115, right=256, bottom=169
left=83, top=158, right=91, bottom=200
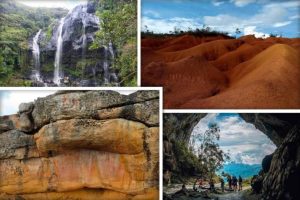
left=81, top=6, right=87, bottom=59
left=102, top=44, right=119, bottom=85
left=31, top=29, right=42, bottom=82
left=108, top=41, right=114, bottom=59
left=53, top=18, right=65, bottom=85
left=103, top=46, right=110, bottom=84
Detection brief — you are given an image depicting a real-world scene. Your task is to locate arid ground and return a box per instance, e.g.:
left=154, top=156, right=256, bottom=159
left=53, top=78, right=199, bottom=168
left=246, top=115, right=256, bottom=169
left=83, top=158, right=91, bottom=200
left=141, top=35, right=300, bottom=109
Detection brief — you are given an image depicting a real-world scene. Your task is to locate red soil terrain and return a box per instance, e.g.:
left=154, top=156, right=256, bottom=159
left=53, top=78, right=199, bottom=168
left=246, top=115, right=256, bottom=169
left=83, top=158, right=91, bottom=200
left=141, top=35, right=300, bottom=108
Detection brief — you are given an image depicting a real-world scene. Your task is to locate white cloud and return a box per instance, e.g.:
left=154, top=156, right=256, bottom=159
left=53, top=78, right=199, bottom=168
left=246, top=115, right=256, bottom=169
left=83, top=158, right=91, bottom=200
left=265, top=1, right=300, bottom=9
left=212, top=0, right=225, bottom=6
left=17, top=0, right=87, bottom=10
left=273, top=21, right=292, bottom=27
left=290, top=14, right=300, bottom=20
left=0, top=91, right=56, bottom=116
left=144, top=10, right=161, bottom=18
left=191, top=114, right=276, bottom=165
left=142, top=16, right=202, bottom=33
left=244, top=26, right=269, bottom=38
left=203, top=2, right=294, bottom=36
left=230, top=0, right=256, bottom=7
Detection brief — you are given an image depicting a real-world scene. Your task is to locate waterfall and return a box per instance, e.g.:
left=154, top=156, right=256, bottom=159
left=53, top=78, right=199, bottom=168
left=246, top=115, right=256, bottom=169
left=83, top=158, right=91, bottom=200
left=32, top=29, right=42, bottom=82
left=82, top=6, right=87, bottom=59
left=108, top=41, right=114, bottom=59
left=103, top=46, right=110, bottom=84
left=102, top=44, right=119, bottom=85
left=53, top=18, right=65, bottom=85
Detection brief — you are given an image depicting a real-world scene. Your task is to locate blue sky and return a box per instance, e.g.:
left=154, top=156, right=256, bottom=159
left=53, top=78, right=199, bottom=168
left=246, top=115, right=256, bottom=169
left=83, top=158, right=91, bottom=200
left=190, top=113, right=276, bottom=165
left=142, top=0, right=300, bottom=38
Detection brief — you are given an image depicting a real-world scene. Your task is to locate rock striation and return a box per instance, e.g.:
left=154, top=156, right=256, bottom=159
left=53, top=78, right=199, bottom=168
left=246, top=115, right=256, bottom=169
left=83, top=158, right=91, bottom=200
left=0, top=90, right=159, bottom=200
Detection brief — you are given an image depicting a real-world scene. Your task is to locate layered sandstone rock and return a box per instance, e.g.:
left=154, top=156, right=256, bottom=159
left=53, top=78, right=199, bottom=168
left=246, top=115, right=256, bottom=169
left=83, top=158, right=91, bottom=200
left=0, top=90, right=159, bottom=200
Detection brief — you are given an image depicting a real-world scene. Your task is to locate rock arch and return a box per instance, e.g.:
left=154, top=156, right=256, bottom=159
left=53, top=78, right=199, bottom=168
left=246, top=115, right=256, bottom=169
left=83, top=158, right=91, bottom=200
left=163, top=113, right=300, bottom=200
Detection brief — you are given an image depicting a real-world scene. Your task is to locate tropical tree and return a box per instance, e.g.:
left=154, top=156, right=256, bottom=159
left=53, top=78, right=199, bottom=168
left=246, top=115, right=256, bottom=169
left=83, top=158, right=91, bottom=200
left=190, top=123, right=230, bottom=177
left=91, top=0, right=137, bottom=86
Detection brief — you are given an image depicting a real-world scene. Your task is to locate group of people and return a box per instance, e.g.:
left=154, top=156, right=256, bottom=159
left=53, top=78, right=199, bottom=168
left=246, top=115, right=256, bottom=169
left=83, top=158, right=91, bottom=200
left=227, top=175, right=243, bottom=191
left=194, top=175, right=243, bottom=192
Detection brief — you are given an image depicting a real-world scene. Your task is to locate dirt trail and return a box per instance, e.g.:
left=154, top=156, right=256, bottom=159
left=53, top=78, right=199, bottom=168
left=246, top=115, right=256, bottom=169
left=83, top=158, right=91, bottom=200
left=164, top=184, right=251, bottom=200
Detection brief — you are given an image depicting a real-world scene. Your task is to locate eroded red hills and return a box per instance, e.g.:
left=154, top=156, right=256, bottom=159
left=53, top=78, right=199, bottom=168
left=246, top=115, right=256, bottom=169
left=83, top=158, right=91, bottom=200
left=141, top=35, right=300, bottom=108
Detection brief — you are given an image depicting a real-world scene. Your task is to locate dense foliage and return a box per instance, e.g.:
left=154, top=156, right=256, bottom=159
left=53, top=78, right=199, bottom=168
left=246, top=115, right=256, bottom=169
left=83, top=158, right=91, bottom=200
left=173, top=140, right=204, bottom=177
left=142, top=25, right=233, bottom=39
left=0, top=0, right=66, bottom=86
left=174, top=124, right=229, bottom=178
left=91, top=0, right=137, bottom=86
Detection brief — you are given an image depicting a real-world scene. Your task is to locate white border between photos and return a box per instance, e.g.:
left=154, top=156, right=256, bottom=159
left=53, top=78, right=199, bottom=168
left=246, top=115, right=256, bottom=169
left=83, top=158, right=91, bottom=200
left=164, top=109, right=300, bottom=113
left=0, top=86, right=164, bottom=200
left=137, top=0, right=141, bottom=86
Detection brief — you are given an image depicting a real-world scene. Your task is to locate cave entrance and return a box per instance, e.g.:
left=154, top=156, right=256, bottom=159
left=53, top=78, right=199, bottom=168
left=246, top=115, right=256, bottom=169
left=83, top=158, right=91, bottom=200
left=189, top=113, right=276, bottom=181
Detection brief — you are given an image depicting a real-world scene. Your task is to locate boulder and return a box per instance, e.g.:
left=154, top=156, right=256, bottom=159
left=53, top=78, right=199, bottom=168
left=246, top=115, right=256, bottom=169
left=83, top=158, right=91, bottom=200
left=0, top=90, right=159, bottom=199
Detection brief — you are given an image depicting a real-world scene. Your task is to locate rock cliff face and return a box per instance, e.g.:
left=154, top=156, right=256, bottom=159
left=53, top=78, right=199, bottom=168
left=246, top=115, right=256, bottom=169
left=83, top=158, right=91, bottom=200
left=240, top=114, right=300, bottom=200
left=30, top=2, right=118, bottom=86
left=164, top=113, right=300, bottom=200
left=0, top=90, right=159, bottom=200
left=163, top=114, right=206, bottom=181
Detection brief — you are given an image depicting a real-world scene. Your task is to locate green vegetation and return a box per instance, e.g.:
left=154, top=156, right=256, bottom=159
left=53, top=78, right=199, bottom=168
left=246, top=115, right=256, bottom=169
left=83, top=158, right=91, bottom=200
left=171, top=123, right=230, bottom=182
left=0, top=0, right=67, bottom=85
left=142, top=25, right=233, bottom=39
left=190, top=123, right=230, bottom=178
left=91, top=0, right=137, bottom=86
left=173, top=140, right=204, bottom=177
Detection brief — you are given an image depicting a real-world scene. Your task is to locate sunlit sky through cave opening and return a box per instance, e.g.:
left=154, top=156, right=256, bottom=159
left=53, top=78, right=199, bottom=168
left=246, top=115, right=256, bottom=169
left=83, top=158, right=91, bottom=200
left=191, top=113, right=276, bottom=166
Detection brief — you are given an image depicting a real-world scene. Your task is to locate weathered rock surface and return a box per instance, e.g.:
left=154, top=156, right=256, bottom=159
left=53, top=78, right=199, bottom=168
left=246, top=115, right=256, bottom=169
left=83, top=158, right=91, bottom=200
left=163, top=113, right=206, bottom=178
left=34, top=119, right=147, bottom=155
left=0, top=90, right=159, bottom=200
left=163, top=113, right=300, bottom=200
left=240, top=114, right=296, bottom=146
left=261, top=125, right=300, bottom=200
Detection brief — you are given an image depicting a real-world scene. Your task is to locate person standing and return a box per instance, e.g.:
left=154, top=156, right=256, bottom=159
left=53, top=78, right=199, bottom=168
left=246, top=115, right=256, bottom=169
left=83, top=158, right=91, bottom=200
left=227, top=175, right=232, bottom=190
left=220, top=177, right=225, bottom=192
left=232, top=176, right=238, bottom=191
left=209, top=179, right=215, bottom=191
left=238, top=175, right=243, bottom=191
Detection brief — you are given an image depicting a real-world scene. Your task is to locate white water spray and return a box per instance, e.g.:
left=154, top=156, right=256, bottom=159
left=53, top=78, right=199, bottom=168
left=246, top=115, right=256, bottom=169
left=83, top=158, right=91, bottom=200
left=32, top=29, right=42, bottom=82
left=53, top=18, right=65, bottom=85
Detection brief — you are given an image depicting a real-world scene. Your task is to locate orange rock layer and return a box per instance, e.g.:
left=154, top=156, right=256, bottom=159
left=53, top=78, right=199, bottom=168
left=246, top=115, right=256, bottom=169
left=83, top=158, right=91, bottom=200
left=0, top=91, right=159, bottom=200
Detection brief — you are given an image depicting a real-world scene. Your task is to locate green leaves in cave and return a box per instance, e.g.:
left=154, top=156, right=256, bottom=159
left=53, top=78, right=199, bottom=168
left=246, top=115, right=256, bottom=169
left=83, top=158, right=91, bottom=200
left=173, top=123, right=229, bottom=180
left=90, top=0, right=137, bottom=86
